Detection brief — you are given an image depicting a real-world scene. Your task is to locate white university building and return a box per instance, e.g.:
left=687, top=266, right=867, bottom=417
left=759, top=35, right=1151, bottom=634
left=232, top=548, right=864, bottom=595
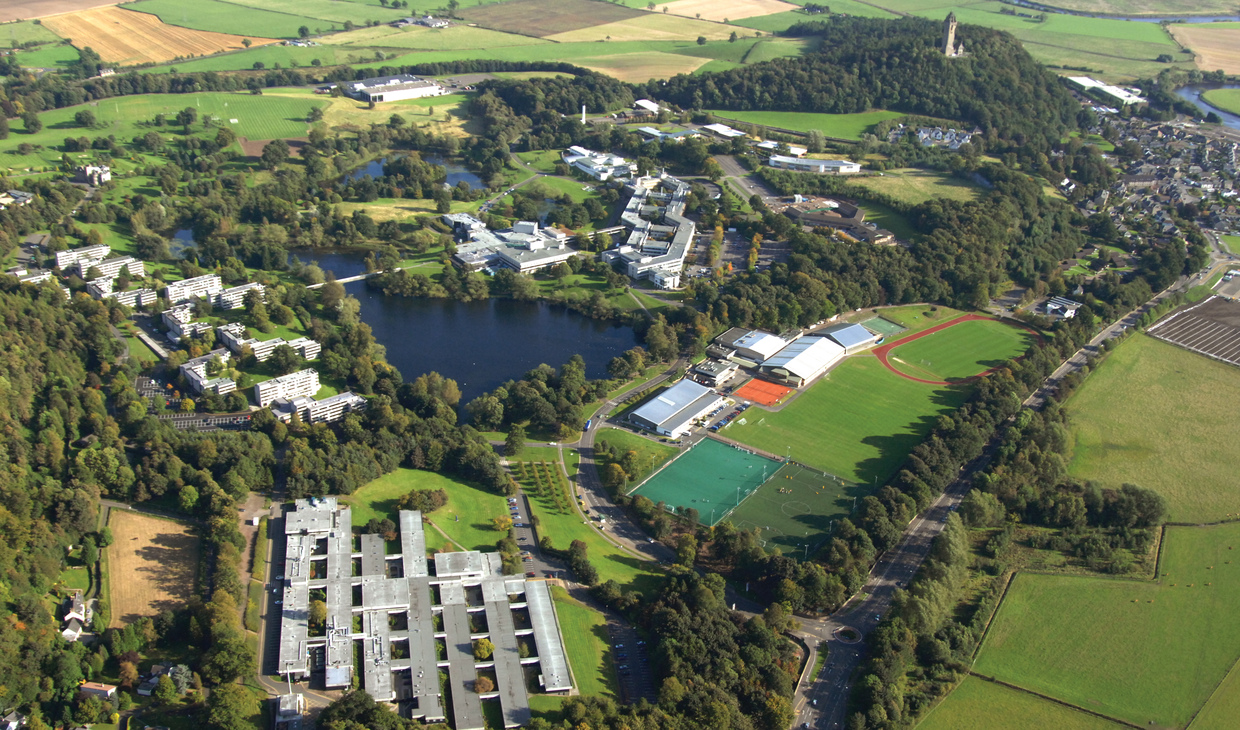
left=255, top=368, right=320, bottom=407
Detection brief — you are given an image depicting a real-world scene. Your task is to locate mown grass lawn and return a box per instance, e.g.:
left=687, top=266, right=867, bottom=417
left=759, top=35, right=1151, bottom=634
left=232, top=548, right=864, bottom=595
left=550, top=585, right=616, bottom=697
left=919, top=676, right=1128, bottom=730
left=888, top=318, right=1037, bottom=382
left=1065, top=334, right=1240, bottom=523
left=973, top=522, right=1240, bottom=728
left=343, top=468, right=510, bottom=551
left=705, top=108, right=905, bottom=140
left=853, top=168, right=984, bottom=205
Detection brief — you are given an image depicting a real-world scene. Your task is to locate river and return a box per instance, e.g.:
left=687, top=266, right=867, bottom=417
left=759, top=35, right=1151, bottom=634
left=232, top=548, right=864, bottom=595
left=290, top=249, right=638, bottom=406
left=1174, top=85, right=1240, bottom=132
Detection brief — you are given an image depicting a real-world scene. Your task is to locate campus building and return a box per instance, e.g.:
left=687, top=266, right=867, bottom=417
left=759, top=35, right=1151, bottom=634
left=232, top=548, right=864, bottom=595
left=714, top=327, right=790, bottom=364
left=561, top=146, right=636, bottom=181
left=692, top=359, right=739, bottom=387
left=73, top=164, right=111, bottom=185
left=1067, top=76, right=1147, bottom=106
left=216, top=282, right=264, bottom=310
left=702, top=123, right=746, bottom=139
left=756, top=141, right=808, bottom=157
left=270, top=391, right=367, bottom=424
left=1045, top=296, right=1083, bottom=318
left=602, top=173, right=694, bottom=289
left=445, top=215, right=579, bottom=274
left=818, top=322, right=883, bottom=354
left=90, top=256, right=144, bottom=280
left=277, top=499, right=572, bottom=729
left=9, top=268, right=52, bottom=285
left=340, top=74, right=445, bottom=103
left=164, top=304, right=212, bottom=342
left=86, top=278, right=157, bottom=308
left=55, top=244, right=109, bottom=272
left=165, top=274, right=223, bottom=304
left=255, top=368, right=320, bottom=407
left=180, top=349, right=236, bottom=395
left=760, top=336, right=846, bottom=387
left=768, top=156, right=860, bottom=174
left=628, top=379, right=725, bottom=438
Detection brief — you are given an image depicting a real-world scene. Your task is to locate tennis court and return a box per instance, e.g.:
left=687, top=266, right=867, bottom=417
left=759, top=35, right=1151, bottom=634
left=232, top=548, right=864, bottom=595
left=630, top=438, right=779, bottom=527
left=728, top=461, right=853, bottom=554
left=734, top=378, right=794, bottom=406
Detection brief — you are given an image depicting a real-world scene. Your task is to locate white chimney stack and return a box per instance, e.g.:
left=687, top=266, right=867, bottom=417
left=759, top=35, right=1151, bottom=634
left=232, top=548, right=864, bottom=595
left=581, top=104, right=586, bottom=123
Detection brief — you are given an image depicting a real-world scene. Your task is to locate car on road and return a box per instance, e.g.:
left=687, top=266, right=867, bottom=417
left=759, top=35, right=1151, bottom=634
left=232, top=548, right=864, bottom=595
left=525, top=571, right=536, bottom=577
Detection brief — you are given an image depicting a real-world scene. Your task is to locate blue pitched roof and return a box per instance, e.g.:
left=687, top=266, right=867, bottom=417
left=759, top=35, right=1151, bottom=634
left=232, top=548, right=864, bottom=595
left=820, top=323, right=879, bottom=349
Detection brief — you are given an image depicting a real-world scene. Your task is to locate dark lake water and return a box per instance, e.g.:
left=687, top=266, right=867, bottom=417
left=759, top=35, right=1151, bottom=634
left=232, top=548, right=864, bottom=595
left=344, top=154, right=484, bottom=190
left=347, top=284, right=637, bottom=405
left=290, top=248, right=637, bottom=406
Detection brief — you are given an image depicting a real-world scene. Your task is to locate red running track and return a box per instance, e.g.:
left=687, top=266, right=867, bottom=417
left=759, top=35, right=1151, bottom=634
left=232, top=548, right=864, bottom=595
left=871, top=314, right=1044, bottom=385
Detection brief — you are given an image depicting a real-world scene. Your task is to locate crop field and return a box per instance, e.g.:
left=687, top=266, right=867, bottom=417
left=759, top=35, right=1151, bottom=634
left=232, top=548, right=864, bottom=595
left=853, top=168, right=983, bottom=204
left=547, top=13, right=740, bottom=43
left=885, top=317, right=1038, bottom=383
left=0, top=0, right=118, bottom=23
left=107, top=510, right=199, bottom=627
left=919, top=676, right=1128, bottom=730
left=124, top=0, right=322, bottom=39
left=706, top=109, right=904, bottom=140
left=727, top=356, right=970, bottom=484
left=1022, top=0, right=1234, bottom=14
left=1065, top=334, right=1240, bottom=524
left=330, top=24, right=547, bottom=50
left=661, top=0, right=800, bottom=22
left=577, top=51, right=712, bottom=82
left=42, top=6, right=275, bottom=65
left=1170, top=25, right=1240, bottom=74
left=223, top=0, right=406, bottom=26
left=973, top=522, right=1240, bottom=728
left=343, top=468, right=509, bottom=552
left=460, top=0, right=642, bottom=37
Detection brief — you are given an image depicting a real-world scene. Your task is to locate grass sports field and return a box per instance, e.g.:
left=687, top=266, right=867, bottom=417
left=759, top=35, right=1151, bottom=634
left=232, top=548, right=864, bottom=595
left=44, top=6, right=274, bottom=65
left=343, top=468, right=510, bottom=552
left=885, top=317, right=1038, bottom=383
left=1065, top=334, right=1240, bottom=524
left=705, top=109, right=905, bottom=141
left=107, top=510, right=199, bottom=627
left=631, top=438, right=779, bottom=527
left=973, top=522, right=1240, bottom=727
left=919, top=676, right=1128, bottom=730
left=727, top=460, right=851, bottom=553
left=853, top=168, right=983, bottom=205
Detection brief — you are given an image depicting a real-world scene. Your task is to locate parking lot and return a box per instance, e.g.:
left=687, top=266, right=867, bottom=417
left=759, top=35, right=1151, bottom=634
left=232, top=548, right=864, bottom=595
left=607, top=619, right=655, bottom=704
left=1149, top=296, right=1240, bottom=367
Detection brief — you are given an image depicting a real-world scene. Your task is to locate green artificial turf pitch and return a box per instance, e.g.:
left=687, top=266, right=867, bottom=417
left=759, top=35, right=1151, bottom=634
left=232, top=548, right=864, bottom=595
left=887, top=318, right=1038, bottom=382
left=725, top=460, right=853, bottom=554
left=973, top=521, right=1240, bottom=728
left=630, top=437, right=779, bottom=527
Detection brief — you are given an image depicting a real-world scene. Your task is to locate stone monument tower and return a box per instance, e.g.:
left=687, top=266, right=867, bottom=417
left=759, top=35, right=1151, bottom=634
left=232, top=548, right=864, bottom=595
left=943, top=12, right=961, bottom=57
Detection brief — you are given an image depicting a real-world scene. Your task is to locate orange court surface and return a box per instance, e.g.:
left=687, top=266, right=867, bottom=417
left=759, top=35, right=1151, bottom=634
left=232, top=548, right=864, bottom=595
left=734, top=378, right=793, bottom=406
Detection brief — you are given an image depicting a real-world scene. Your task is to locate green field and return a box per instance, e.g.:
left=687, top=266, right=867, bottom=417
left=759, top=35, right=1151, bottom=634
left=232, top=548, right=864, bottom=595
left=1065, top=334, right=1240, bottom=523
left=919, top=676, right=1128, bottom=730
left=706, top=109, right=906, bottom=141
left=513, top=458, right=661, bottom=594
left=1222, top=235, right=1240, bottom=255
left=0, top=20, right=63, bottom=44
left=14, top=43, right=78, bottom=70
left=1191, top=656, right=1240, bottom=730
left=550, top=586, right=616, bottom=697
left=728, top=356, right=970, bottom=485
left=124, top=0, right=326, bottom=38
left=726, top=460, right=850, bottom=554
left=594, top=428, right=678, bottom=486
left=342, top=468, right=510, bottom=552
left=631, top=438, right=779, bottom=527
left=223, top=0, right=407, bottom=25
left=875, top=304, right=966, bottom=334
left=854, top=168, right=983, bottom=205
left=329, top=23, right=547, bottom=50
left=1202, top=89, right=1240, bottom=116
left=857, top=200, right=919, bottom=241
left=888, top=317, right=1038, bottom=382
left=973, top=522, right=1240, bottom=727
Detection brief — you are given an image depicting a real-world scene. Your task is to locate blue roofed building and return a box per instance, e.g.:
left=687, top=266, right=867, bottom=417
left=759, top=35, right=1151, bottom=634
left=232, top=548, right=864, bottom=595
left=817, top=322, right=883, bottom=354
left=628, top=379, right=725, bottom=438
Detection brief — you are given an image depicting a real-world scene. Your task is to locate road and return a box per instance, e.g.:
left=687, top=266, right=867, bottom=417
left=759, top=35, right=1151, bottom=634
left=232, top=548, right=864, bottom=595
left=790, top=266, right=1222, bottom=729
left=714, top=154, right=779, bottom=202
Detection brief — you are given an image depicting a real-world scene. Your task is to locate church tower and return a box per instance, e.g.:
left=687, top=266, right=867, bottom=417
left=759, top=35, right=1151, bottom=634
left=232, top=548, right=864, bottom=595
left=942, top=12, right=958, bottom=56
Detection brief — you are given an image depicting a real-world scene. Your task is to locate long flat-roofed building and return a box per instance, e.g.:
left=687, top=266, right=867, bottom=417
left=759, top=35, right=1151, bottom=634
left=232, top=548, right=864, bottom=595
left=165, top=274, right=223, bottom=304
left=818, top=322, right=882, bottom=354
left=216, top=281, right=264, bottom=310
left=447, top=215, right=579, bottom=274
left=628, top=378, right=725, bottom=438
left=276, top=500, right=571, bottom=729
left=271, top=391, right=367, bottom=424
left=768, top=156, right=860, bottom=174
left=255, top=369, right=320, bottom=407
left=180, top=349, right=236, bottom=395
left=341, top=74, right=444, bottom=103
left=55, top=244, right=109, bottom=271
left=603, top=173, right=694, bottom=289
left=715, top=327, right=790, bottom=363
left=760, top=336, right=845, bottom=387
left=562, top=146, right=636, bottom=181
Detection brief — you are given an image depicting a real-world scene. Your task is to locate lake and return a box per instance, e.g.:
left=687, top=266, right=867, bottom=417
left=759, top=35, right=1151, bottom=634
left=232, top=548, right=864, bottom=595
left=290, top=248, right=638, bottom=406
left=344, top=154, right=485, bottom=190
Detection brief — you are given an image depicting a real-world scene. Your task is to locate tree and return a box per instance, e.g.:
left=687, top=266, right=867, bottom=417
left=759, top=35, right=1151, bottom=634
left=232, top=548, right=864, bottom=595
left=474, top=637, right=494, bottom=660
left=298, top=25, right=311, bottom=38
left=118, top=661, right=139, bottom=689
left=492, top=515, right=513, bottom=532
left=475, top=675, right=495, bottom=693
left=308, top=107, right=324, bottom=123
left=21, top=111, right=40, bottom=134
left=0, top=115, right=9, bottom=140
left=696, top=36, right=706, bottom=45
left=675, top=533, right=697, bottom=566
left=728, top=30, right=738, bottom=42
left=153, top=674, right=178, bottom=705
left=269, top=344, right=301, bottom=376
left=261, top=139, right=290, bottom=170
left=309, top=599, right=327, bottom=627
left=206, top=684, right=257, bottom=730
left=74, top=110, right=96, bottom=128
left=175, top=107, right=197, bottom=133
left=504, top=424, right=525, bottom=457
left=242, top=38, right=252, bottom=48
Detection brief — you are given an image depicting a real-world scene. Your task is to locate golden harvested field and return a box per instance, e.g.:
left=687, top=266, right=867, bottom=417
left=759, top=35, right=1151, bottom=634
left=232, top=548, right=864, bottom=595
left=1169, top=25, right=1240, bottom=75
left=41, top=5, right=276, bottom=65
left=547, top=13, right=737, bottom=43
left=0, top=0, right=116, bottom=23
left=107, top=510, right=199, bottom=627
left=576, top=51, right=710, bottom=81
left=661, top=0, right=800, bottom=22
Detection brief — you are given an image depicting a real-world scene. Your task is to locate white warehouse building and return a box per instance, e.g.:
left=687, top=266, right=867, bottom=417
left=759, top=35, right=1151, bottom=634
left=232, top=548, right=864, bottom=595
left=768, top=156, right=861, bottom=174
left=562, top=146, right=636, bottom=181
left=628, top=379, right=725, bottom=438
left=760, top=336, right=846, bottom=387
left=341, top=74, right=444, bottom=103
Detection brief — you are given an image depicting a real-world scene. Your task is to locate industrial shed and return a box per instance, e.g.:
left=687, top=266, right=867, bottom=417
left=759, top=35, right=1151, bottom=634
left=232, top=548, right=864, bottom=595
left=818, top=323, right=883, bottom=354
left=628, top=379, right=725, bottom=438
left=760, top=337, right=846, bottom=387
